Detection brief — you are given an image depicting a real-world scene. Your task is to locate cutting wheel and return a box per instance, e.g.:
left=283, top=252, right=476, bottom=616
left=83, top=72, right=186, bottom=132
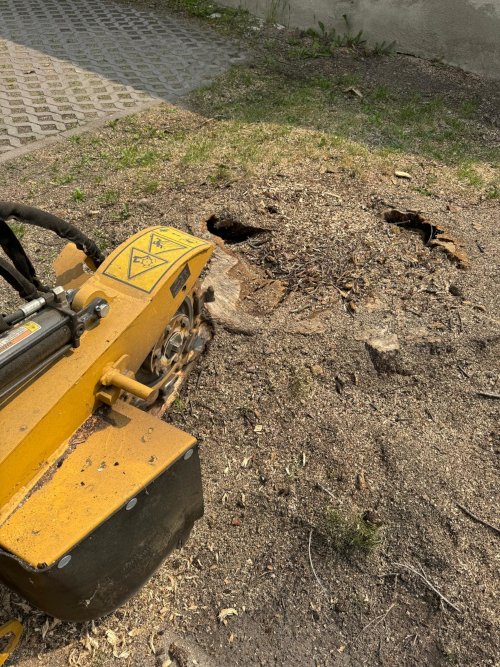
left=135, top=283, right=212, bottom=408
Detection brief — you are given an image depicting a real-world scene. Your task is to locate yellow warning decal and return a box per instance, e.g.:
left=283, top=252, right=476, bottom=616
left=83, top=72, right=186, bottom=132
left=103, top=227, right=206, bottom=293
left=0, top=321, right=41, bottom=356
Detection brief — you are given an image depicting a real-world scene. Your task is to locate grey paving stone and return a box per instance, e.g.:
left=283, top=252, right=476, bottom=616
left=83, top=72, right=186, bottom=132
left=0, top=0, right=246, bottom=155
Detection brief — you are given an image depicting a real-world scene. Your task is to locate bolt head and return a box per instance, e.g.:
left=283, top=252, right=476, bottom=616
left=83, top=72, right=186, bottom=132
left=58, top=555, right=72, bottom=569
left=95, top=302, right=110, bottom=318
left=126, top=498, right=137, bottom=510
left=184, top=448, right=193, bottom=460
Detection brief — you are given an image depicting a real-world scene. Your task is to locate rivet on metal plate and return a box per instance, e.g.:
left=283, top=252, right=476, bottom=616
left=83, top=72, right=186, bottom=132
left=126, top=498, right=137, bottom=510
left=58, top=555, right=71, bottom=569
left=184, top=449, right=193, bottom=460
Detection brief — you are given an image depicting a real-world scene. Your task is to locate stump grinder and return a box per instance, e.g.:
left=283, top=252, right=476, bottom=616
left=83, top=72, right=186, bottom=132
left=0, top=203, right=214, bottom=661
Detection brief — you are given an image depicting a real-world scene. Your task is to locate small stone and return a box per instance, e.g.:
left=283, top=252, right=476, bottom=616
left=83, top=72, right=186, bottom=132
left=310, top=365, right=323, bottom=376
left=394, top=171, right=411, bottom=179
left=449, top=283, right=462, bottom=296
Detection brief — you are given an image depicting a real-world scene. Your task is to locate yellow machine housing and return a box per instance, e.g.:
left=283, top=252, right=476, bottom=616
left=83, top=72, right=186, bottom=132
left=0, top=224, right=213, bottom=622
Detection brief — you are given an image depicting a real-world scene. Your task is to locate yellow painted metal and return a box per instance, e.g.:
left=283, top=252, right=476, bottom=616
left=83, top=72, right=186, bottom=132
left=0, top=400, right=195, bottom=567
left=0, top=619, right=23, bottom=666
left=99, top=354, right=157, bottom=403
left=0, top=226, right=213, bottom=527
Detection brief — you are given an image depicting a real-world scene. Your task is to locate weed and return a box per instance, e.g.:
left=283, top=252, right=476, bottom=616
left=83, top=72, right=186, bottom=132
left=321, top=507, right=382, bottom=557
left=371, top=40, right=397, bottom=56
left=71, top=187, right=85, bottom=202
left=173, top=394, right=184, bottom=412
left=140, top=179, right=159, bottom=194
left=412, top=185, right=434, bottom=197
left=289, top=42, right=330, bottom=59
left=111, top=203, right=131, bottom=221
left=69, top=134, right=82, bottom=144
left=104, top=189, right=120, bottom=204
left=487, top=186, right=499, bottom=198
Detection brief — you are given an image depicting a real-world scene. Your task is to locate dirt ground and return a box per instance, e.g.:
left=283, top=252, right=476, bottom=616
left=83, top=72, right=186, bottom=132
left=1, top=11, right=499, bottom=667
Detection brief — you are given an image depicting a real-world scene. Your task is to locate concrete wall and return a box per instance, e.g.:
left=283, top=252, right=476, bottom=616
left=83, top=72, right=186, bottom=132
left=221, top=0, right=500, bottom=79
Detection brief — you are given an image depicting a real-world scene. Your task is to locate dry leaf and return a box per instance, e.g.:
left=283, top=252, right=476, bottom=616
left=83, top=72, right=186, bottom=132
left=394, top=171, right=412, bottom=179
left=344, top=86, right=363, bottom=98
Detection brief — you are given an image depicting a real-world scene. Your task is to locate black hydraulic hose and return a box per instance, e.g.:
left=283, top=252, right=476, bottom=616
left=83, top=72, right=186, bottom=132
left=0, top=202, right=105, bottom=267
left=0, top=256, right=39, bottom=301
left=0, top=219, right=41, bottom=288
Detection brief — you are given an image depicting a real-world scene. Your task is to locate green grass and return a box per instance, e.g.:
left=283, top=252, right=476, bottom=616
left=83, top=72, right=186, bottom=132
left=8, top=221, right=26, bottom=240
left=71, top=187, right=85, bottom=202
left=456, top=163, right=484, bottom=187
left=321, top=508, right=382, bottom=557
left=193, top=64, right=500, bottom=169
left=103, top=189, right=120, bottom=203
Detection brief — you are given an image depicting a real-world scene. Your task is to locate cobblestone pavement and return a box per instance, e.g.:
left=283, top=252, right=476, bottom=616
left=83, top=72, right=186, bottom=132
left=0, top=0, right=245, bottom=157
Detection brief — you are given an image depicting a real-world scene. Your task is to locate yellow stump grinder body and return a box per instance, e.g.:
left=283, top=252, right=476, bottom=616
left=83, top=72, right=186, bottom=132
left=0, top=203, right=214, bottom=625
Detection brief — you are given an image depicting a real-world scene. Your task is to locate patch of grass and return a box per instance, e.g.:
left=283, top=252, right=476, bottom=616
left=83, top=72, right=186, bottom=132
left=8, top=221, right=26, bottom=240
left=110, top=203, right=131, bottom=221
left=103, top=189, right=120, bottom=203
left=487, top=186, right=499, bottom=198
left=289, top=366, right=309, bottom=398
left=71, top=187, right=85, bottom=202
left=193, top=64, right=500, bottom=170
left=412, top=185, right=434, bottom=197
left=456, top=163, right=484, bottom=187
left=116, top=146, right=158, bottom=169
left=321, top=508, right=382, bottom=557
left=172, top=0, right=251, bottom=34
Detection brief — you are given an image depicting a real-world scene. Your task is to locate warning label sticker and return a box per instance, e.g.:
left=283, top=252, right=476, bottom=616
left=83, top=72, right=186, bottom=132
left=103, top=227, right=206, bottom=293
left=0, top=321, right=41, bottom=356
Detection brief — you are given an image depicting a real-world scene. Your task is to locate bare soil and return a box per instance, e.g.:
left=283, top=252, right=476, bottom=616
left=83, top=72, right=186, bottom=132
left=0, top=17, right=499, bottom=667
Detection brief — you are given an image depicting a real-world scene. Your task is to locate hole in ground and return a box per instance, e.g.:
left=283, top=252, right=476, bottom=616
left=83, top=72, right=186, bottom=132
left=384, top=209, right=437, bottom=244
left=206, top=215, right=266, bottom=244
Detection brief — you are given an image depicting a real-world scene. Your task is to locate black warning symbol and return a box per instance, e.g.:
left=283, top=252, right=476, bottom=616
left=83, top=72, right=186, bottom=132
left=148, top=233, right=185, bottom=255
left=127, top=248, right=168, bottom=279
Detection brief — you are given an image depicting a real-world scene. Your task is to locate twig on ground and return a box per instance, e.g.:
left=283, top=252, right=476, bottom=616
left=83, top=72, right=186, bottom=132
left=457, top=503, right=500, bottom=536
left=351, top=603, right=396, bottom=645
left=308, top=529, right=330, bottom=599
left=477, top=391, right=500, bottom=400
left=316, top=482, right=336, bottom=502
left=392, top=562, right=462, bottom=613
